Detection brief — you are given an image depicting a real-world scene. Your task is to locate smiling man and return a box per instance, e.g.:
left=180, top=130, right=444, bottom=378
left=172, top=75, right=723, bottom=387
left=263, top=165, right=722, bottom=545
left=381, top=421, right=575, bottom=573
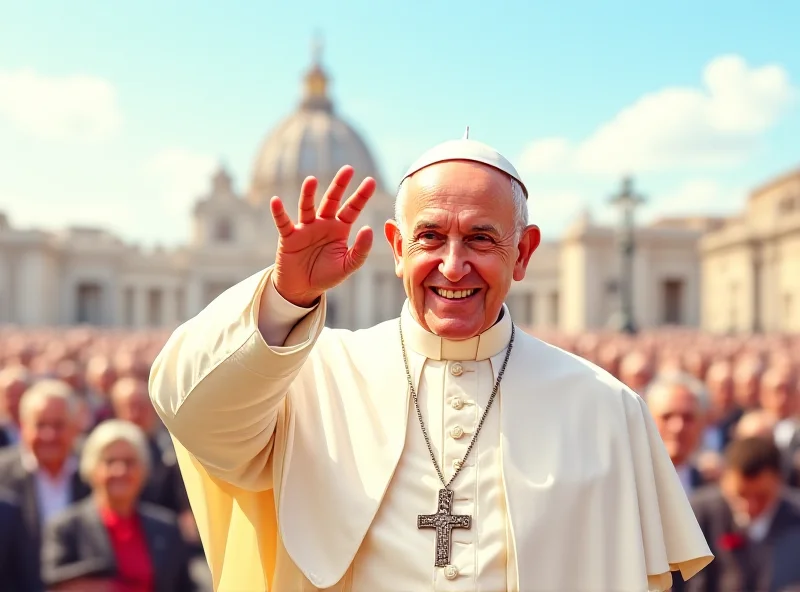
left=150, top=133, right=712, bottom=591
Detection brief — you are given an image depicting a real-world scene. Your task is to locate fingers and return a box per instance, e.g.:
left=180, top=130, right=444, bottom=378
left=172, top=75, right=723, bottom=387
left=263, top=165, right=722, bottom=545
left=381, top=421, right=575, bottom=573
left=298, top=176, right=318, bottom=225
left=344, top=226, right=374, bottom=274
left=270, top=196, right=295, bottom=238
left=317, top=166, right=354, bottom=219
left=337, top=177, right=377, bottom=225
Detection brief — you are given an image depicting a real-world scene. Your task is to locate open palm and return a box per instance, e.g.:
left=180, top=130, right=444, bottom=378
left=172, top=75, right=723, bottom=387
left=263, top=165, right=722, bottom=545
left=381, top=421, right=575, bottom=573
left=271, top=166, right=376, bottom=308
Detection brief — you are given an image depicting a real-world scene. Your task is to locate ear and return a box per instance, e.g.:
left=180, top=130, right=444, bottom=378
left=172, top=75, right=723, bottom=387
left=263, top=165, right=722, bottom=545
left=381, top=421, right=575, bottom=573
left=512, top=225, right=541, bottom=282
left=384, top=219, right=405, bottom=278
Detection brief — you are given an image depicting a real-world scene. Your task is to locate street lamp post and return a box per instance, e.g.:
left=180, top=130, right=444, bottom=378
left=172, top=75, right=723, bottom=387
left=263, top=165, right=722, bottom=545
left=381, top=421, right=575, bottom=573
left=608, top=176, right=646, bottom=335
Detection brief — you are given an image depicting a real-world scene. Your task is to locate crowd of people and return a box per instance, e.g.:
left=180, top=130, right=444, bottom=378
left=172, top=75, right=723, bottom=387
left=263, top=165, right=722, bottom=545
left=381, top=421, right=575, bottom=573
left=0, top=323, right=798, bottom=591
left=0, top=326, right=207, bottom=591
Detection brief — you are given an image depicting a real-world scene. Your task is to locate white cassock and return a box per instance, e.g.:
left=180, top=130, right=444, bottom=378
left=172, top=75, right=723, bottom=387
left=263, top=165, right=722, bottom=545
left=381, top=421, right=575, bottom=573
left=150, top=267, right=713, bottom=591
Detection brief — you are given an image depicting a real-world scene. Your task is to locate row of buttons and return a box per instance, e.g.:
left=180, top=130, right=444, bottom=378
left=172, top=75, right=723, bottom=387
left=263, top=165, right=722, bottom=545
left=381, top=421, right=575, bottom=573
left=444, top=362, right=466, bottom=582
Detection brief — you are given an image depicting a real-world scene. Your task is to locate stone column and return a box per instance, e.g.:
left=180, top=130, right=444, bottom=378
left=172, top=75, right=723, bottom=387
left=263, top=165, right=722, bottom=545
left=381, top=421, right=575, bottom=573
left=133, top=285, right=147, bottom=329
left=162, top=285, right=178, bottom=328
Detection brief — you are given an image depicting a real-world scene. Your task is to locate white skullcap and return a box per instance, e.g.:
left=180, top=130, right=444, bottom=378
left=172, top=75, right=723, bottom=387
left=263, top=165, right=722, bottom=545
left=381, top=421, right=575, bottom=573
left=400, top=127, right=528, bottom=199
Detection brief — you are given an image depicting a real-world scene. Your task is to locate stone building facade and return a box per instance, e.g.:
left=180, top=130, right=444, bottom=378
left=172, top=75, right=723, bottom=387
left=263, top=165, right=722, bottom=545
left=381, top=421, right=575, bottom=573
left=0, top=51, right=796, bottom=334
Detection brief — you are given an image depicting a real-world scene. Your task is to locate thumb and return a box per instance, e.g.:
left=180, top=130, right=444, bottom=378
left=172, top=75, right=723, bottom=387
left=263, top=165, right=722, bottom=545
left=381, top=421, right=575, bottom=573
left=344, top=226, right=374, bottom=274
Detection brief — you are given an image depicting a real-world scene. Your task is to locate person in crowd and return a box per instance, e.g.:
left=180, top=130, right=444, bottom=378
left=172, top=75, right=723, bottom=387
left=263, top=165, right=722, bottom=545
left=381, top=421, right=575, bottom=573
left=703, top=361, right=741, bottom=453
left=684, top=437, right=800, bottom=592
left=0, top=379, right=89, bottom=584
left=619, top=350, right=655, bottom=396
left=735, top=409, right=778, bottom=440
left=41, top=419, right=193, bottom=592
left=646, top=371, right=709, bottom=493
left=0, top=365, right=32, bottom=448
left=0, top=488, right=41, bottom=591
left=109, top=377, right=187, bottom=514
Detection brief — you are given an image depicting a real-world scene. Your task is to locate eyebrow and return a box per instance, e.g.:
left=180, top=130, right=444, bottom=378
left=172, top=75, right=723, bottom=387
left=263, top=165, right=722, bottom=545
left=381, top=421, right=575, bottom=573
left=412, top=221, right=501, bottom=235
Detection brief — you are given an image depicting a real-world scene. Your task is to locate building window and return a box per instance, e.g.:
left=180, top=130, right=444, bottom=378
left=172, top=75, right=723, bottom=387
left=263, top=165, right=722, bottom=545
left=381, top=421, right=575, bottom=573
left=123, top=287, right=134, bottom=326
left=662, top=279, right=684, bottom=325
left=506, top=293, right=534, bottom=326
left=175, top=288, right=185, bottom=322
left=214, top=217, right=234, bottom=242
left=76, top=282, right=103, bottom=325
left=549, top=291, right=559, bottom=326
left=147, top=288, right=163, bottom=327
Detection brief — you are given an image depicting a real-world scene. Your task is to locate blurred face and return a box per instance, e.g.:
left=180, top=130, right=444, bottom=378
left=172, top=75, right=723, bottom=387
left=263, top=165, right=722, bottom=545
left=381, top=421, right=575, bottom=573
left=21, top=397, right=78, bottom=472
left=0, top=379, right=27, bottom=425
left=384, top=161, right=540, bottom=339
left=649, top=385, right=704, bottom=466
left=721, top=469, right=781, bottom=522
left=760, top=374, right=796, bottom=420
left=735, top=370, right=761, bottom=409
left=92, top=439, right=145, bottom=505
left=707, top=371, right=735, bottom=415
left=112, top=383, right=157, bottom=434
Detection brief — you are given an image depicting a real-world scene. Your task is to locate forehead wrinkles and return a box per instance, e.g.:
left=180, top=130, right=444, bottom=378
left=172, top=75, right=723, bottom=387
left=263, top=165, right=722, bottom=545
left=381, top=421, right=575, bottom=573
left=407, top=190, right=515, bottom=233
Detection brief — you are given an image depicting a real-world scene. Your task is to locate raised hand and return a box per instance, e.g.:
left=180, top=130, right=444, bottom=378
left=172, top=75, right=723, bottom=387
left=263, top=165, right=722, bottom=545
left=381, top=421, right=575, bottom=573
left=270, top=165, right=376, bottom=308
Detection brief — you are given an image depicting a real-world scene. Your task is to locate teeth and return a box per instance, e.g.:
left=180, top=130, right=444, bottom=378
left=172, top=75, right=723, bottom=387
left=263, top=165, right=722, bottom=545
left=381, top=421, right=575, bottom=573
left=434, top=288, right=475, bottom=300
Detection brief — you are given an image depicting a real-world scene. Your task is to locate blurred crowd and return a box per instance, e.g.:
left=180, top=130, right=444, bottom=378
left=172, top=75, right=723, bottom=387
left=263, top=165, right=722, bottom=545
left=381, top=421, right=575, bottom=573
left=0, top=324, right=798, bottom=591
left=0, top=327, right=206, bottom=592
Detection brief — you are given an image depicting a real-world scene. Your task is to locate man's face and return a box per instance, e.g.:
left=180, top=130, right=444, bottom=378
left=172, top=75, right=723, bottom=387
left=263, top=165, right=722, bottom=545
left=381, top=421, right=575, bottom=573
left=21, top=398, right=78, bottom=470
left=649, top=385, right=704, bottom=466
left=707, top=371, right=735, bottom=414
left=112, top=381, right=157, bottom=434
left=760, top=373, right=797, bottom=420
left=384, top=161, right=540, bottom=340
left=721, top=469, right=781, bottom=522
left=0, top=378, right=27, bottom=426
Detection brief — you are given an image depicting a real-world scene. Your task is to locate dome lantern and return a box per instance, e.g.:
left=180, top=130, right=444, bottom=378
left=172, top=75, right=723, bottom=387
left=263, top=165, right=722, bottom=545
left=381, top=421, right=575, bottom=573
left=301, top=37, right=332, bottom=113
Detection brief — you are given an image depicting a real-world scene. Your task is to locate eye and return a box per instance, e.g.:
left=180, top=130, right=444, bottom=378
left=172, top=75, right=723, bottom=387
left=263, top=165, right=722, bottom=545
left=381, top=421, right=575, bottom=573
left=416, top=232, right=441, bottom=242
left=469, top=234, right=494, bottom=243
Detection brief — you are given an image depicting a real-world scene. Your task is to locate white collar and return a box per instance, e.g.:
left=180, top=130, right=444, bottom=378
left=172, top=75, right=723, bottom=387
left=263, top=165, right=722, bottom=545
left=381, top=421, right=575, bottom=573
left=400, top=300, right=512, bottom=361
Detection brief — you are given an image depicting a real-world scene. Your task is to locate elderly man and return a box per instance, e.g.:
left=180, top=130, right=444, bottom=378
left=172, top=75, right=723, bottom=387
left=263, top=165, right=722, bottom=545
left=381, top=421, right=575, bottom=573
left=150, top=136, right=712, bottom=591
left=646, top=372, right=710, bottom=494
left=687, top=437, right=800, bottom=592
left=0, top=379, right=90, bottom=583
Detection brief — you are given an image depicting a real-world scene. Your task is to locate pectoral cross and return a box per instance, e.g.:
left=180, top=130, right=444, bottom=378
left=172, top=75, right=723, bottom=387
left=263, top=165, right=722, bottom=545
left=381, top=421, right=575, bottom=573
left=417, top=488, right=471, bottom=567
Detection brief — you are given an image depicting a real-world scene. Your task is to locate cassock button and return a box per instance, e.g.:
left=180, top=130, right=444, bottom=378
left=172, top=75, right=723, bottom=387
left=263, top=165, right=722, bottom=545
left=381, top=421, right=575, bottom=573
left=451, top=397, right=463, bottom=410
left=450, top=362, right=464, bottom=376
left=444, top=564, right=459, bottom=580
left=450, top=425, right=464, bottom=439
left=452, top=459, right=463, bottom=470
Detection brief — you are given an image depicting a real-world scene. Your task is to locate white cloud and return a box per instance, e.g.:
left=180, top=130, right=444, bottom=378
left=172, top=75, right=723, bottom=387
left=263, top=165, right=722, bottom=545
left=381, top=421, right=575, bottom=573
left=519, top=55, right=796, bottom=176
left=642, top=179, right=745, bottom=220
left=147, top=148, right=218, bottom=213
left=527, top=190, right=586, bottom=234
left=0, top=69, right=122, bottom=141
left=0, top=194, right=134, bottom=234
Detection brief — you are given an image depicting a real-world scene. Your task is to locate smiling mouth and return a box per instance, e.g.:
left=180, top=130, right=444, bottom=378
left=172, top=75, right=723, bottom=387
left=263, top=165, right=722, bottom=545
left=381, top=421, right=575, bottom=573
left=430, top=287, right=480, bottom=300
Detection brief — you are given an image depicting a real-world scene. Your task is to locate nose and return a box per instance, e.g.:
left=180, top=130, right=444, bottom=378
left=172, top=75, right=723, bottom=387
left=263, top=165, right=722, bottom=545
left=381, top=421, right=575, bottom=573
left=667, top=416, right=687, bottom=436
left=438, top=240, right=471, bottom=282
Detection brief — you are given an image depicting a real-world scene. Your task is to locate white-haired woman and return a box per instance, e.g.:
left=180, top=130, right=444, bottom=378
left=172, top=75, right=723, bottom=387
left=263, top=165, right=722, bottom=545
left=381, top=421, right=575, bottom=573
left=41, top=419, right=193, bottom=592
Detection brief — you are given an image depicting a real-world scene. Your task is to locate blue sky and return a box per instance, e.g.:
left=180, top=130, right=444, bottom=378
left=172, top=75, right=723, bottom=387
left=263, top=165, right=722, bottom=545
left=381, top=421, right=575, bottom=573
left=0, top=0, right=798, bottom=245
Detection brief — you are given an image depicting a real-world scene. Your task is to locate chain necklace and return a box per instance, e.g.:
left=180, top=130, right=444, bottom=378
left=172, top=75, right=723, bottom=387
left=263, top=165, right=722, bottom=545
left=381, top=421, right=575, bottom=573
left=399, top=317, right=515, bottom=567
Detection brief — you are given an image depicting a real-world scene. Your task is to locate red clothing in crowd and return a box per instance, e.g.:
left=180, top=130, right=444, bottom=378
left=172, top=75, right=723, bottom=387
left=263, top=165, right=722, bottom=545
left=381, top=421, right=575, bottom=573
left=99, top=505, right=154, bottom=592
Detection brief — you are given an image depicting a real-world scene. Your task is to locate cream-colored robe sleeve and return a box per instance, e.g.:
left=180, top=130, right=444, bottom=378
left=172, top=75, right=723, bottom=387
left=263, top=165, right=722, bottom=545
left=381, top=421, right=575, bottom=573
left=149, top=266, right=324, bottom=492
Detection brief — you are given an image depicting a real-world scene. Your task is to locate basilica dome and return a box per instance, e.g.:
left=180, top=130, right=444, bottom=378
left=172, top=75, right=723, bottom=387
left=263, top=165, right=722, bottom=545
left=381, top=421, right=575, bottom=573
left=248, top=49, right=384, bottom=205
